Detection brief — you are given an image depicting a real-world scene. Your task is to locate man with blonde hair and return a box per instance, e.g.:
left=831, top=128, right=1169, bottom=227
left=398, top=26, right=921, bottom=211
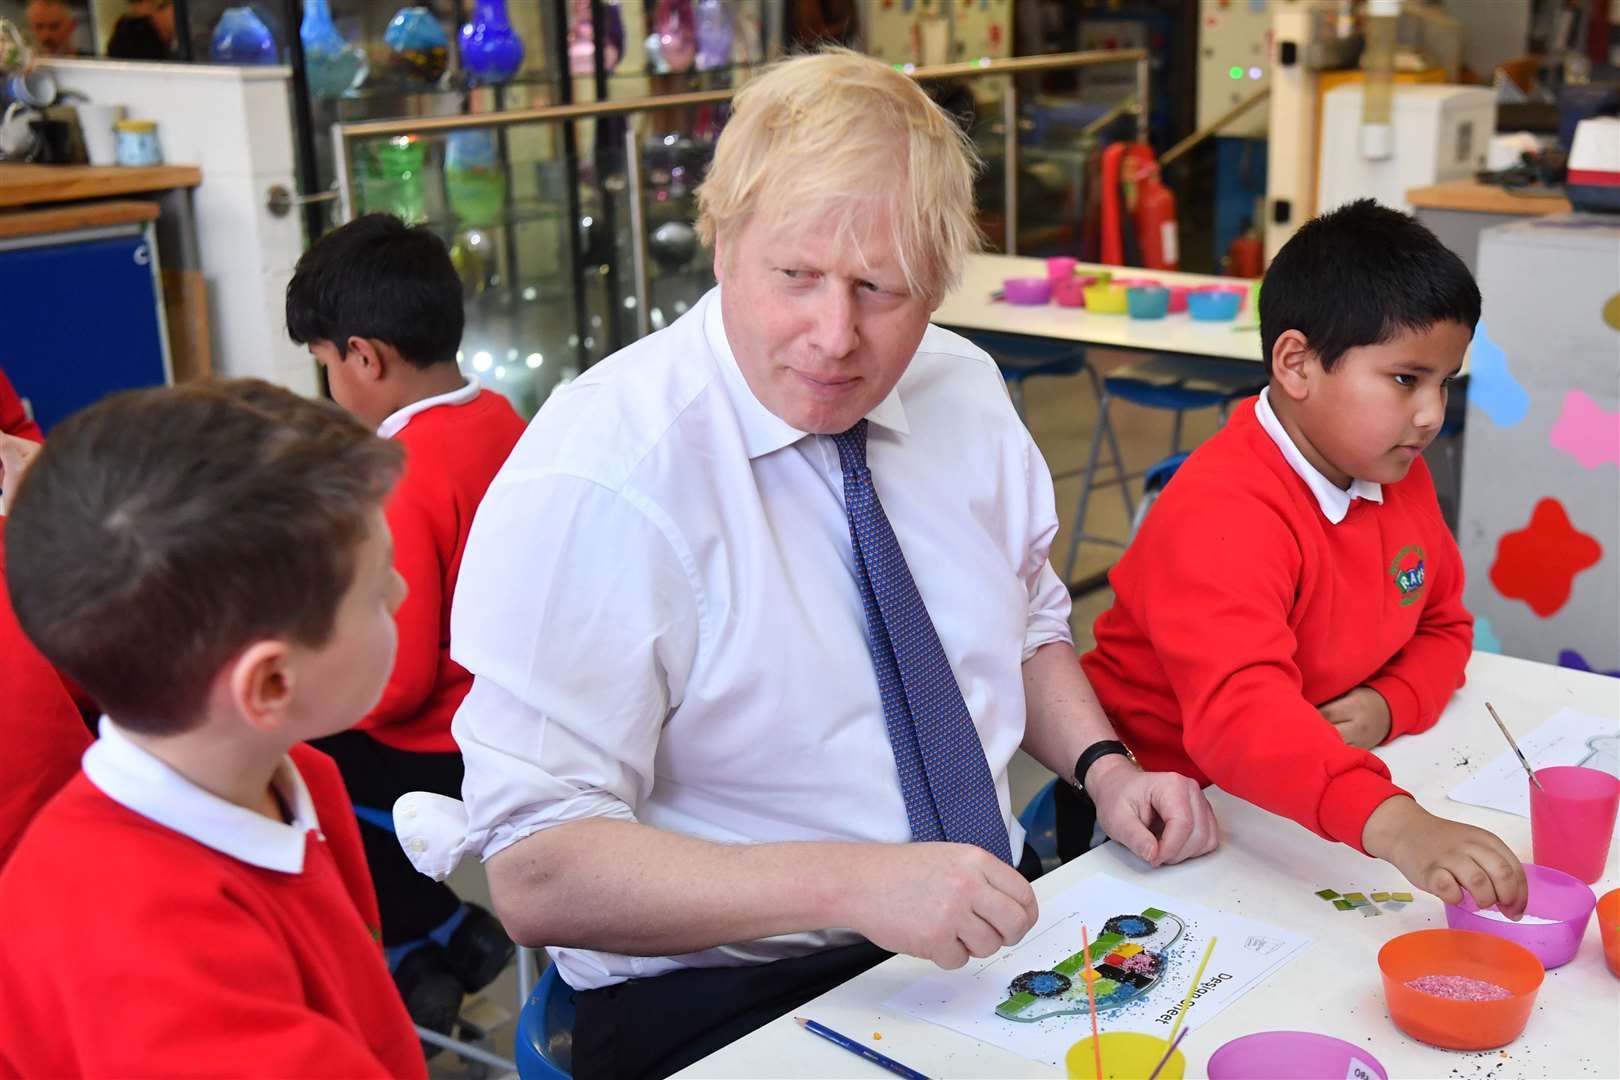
left=405, top=48, right=1218, bottom=1077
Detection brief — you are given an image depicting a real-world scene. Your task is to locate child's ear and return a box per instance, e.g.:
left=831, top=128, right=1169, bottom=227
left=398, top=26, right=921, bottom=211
left=226, top=640, right=296, bottom=735
left=344, top=337, right=390, bottom=383
left=1270, top=329, right=1317, bottom=403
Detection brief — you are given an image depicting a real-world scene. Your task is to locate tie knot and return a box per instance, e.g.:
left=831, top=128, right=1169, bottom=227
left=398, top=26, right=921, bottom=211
left=831, top=419, right=869, bottom=476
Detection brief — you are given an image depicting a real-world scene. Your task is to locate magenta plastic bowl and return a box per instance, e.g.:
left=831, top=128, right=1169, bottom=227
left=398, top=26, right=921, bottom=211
left=1003, top=277, right=1052, bottom=305
left=1052, top=275, right=1088, bottom=307
left=1446, top=863, right=1597, bottom=969
left=1166, top=285, right=1190, bottom=313
left=1207, top=1031, right=1388, bottom=1080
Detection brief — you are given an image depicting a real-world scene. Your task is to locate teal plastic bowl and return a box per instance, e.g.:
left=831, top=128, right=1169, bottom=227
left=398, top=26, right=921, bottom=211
left=1188, top=289, right=1242, bottom=321
left=1127, top=285, right=1170, bottom=320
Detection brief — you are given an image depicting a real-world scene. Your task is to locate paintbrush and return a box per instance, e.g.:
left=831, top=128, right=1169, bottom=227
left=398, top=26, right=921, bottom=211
left=1166, top=935, right=1216, bottom=1048
left=1486, top=701, right=1544, bottom=791
left=1080, top=924, right=1103, bottom=1079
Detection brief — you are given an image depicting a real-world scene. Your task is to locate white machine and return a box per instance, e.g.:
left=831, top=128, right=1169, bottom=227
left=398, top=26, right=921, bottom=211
left=1197, top=0, right=1274, bottom=139
left=1317, top=83, right=1494, bottom=214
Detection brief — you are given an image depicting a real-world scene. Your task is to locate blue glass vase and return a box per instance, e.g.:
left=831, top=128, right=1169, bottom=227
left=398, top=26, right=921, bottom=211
left=384, top=6, right=449, bottom=83
left=300, top=0, right=367, bottom=98
left=459, top=0, right=523, bottom=86
left=211, top=6, right=278, bottom=65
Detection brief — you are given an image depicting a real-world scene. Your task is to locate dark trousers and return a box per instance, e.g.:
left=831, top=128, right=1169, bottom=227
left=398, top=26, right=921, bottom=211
left=310, top=730, right=464, bottom=944
left=570, top=844, right=1045, bottom=1080
left=1053, top=780, right=1100, bottom=865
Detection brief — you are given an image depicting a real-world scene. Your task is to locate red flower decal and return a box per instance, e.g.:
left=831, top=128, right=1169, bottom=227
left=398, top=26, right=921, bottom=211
left=1489, top=498, right=1603, bottom=617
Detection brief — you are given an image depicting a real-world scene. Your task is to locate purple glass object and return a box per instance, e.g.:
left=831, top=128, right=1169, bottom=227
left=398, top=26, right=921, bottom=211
left=459, top=0, right=523, bottom=85
left=1207, top=1032, right=1388, bottom=1080
left=1446, top=862, right=1598, bottom=969
left=1001, top=277, right=1051, bottom=305
left=653, top=0, right=695, bottom=74
left=695, top=0, right=732, bottom=71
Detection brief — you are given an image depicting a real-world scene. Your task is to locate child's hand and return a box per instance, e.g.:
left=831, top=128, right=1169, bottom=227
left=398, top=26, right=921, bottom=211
left=1319, top=686, right=1392, bottom=749
left=1363, top=796, right=1528, bottom=918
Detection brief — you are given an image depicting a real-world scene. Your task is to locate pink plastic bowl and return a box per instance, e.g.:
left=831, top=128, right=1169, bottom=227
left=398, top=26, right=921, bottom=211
left=1003, top=277, right=1052, bottom=305
left=1446, top=863, right=1597, bottom=969
left=1052, top=276, right=1088, bottom=307
left=1207, top=1031, right=1388, bottom=1080
left=1166, top=285, right=1190, bottom=313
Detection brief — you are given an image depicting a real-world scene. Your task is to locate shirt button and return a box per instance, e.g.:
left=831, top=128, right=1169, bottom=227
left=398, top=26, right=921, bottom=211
left=408, top=837, right=428, bottom=853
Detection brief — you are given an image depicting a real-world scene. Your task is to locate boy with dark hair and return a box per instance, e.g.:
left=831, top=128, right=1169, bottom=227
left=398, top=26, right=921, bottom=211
left=1070, top=199, right=1527, bottom=915
left=0, top=380, right=425, bottom=1077
left=287, top=212, right=526, bottom=1032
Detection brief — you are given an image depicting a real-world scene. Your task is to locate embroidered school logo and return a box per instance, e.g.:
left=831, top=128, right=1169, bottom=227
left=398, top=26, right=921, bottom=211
left=1388, top=544, right=1426, bottom=606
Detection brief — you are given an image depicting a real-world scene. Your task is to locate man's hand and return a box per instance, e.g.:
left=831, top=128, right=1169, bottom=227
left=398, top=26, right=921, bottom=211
left=836, top=842, right=1039, bottom=970
left=1320, top=686, right=1392, bottom=749
left=1364, top=796, right=1527, bottom=918
left=0, top=434, right=42, bottom=514
left=1086, top=756, right=1219, bottom=866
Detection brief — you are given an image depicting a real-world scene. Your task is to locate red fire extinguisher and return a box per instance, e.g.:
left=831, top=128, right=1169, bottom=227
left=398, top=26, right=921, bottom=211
left=1133, top=158, right=1179, bottom=272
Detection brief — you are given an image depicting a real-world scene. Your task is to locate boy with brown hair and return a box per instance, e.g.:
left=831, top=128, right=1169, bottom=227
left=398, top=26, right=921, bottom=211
left=0, top=380, right=425, bottom=1077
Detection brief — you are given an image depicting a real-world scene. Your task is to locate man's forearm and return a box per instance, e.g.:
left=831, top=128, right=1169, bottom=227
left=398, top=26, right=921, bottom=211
left=486, top=817, right=868, bottom=955
left=1019, top=641, right=1122, bottom=783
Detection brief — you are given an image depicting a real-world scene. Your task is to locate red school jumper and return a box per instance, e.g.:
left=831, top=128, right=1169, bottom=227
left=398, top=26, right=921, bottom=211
left=0, top=743, right=427, bottom=1078
left=364, top=387, right=525, bottom=752
left=1081, top=398, right=1472, bottom=853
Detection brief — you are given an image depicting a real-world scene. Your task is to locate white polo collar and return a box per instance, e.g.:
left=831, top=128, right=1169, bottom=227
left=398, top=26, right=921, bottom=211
left=703, top=287, right=910, bottom=461
left=1255, top=387, right=1383, bottom=525
left=81, top=718, right=321, bottom=873
left=376, top=375, right=482, bottom=439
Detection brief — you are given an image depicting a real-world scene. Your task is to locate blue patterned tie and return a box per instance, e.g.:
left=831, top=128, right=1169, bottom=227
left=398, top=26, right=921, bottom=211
left=833, top=420, right=1013, bottom=864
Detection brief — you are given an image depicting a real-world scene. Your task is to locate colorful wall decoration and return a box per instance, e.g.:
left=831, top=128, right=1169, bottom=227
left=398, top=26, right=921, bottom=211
left=1460, top=217, right=1619, bottom=675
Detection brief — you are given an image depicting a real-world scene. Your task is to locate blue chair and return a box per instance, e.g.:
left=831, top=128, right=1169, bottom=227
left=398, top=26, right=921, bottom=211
left=1062, top=355, right=1265, bottom=580
left=1018, top=778, right=1060, bottom=876
left=516, top=961, right=576, bottom=1080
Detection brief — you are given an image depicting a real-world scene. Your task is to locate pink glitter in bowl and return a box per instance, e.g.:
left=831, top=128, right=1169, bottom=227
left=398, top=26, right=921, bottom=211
left=1120, top=952, right=1158, bottom=975
left=1406, top=974, right=1512, bottom=1001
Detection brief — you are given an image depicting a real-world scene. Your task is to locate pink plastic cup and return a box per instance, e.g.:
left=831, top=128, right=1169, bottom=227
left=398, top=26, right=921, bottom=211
left=1046, top=256, right=1078, bottom=281
left=1445, top=863, right=1597, bottom=969
left=1052, top=275, right=1088, bottom=307
left=1166, top=285, right=1190, bottom=313
left=1531, top=765, right=1620, bottom=884
left=1207, top=1032, right=1387, bottom=1080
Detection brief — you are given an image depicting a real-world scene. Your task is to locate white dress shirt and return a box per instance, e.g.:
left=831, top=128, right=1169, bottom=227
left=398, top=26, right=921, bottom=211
left=1255, top=386, right=1383, bottom=524
left=409, top=286, right=1072, bottom=989
left=83, top=718, right=322, bottom=872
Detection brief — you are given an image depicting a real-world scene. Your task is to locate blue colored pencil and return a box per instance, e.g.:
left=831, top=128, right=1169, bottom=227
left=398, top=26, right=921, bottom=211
left=794, top=1016, right=931, bottom=1080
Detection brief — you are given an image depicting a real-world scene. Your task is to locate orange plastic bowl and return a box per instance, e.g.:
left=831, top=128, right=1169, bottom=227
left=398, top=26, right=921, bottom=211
left=1599, top=889, right=1620, bottom=978
left=1378, top=929, right=1543, bottom=1050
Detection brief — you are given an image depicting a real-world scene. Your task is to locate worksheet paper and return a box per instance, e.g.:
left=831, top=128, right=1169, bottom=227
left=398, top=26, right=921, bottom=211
left=1448, top=708, right=1620, bottom=818
left=884, top=873, right=1311, bottom=1068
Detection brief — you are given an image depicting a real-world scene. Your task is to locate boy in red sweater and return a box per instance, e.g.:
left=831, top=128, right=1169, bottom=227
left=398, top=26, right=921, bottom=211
left=1070, top=199, right=1526, bottom=916
left=0, top=380, right=425, bottom=1077
left=287, top=213, right=526, bottom=1032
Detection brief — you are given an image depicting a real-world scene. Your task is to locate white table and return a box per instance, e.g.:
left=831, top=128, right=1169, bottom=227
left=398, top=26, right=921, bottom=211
left=679, top=653, right=1620, bottom=1079
left=932, top=254, right=1265, bottom=365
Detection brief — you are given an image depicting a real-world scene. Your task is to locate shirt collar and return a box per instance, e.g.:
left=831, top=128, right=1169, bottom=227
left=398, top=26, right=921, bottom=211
left=1255, top=387, right=1383, bottom=525
left=376, top=375, right=482, bottom=439
left=81, top=718, right=321, bottom=873
left=703, top=287, right=910, bottom=461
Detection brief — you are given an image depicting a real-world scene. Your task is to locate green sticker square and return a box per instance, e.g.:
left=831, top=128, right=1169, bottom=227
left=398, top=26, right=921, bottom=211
left=1315, top=889, right=1340, bottom=900
left=1392, top=892, right=1414, bottom=903
left=1332, top=899, right=1354, bottom=910
left=1371, top=892, right=1391, bottom=902
left=1343, top=892, right=1368, bottom=904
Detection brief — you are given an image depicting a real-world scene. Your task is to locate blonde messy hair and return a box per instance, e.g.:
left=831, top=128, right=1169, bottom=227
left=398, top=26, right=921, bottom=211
left=695, top=47, right=981, bottom=306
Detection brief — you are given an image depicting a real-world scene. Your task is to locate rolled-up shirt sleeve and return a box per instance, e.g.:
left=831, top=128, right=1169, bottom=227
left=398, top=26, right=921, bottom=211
left=1018, top=433, right=1073, bottom=661
left=446, top=469, right=702, bottom=866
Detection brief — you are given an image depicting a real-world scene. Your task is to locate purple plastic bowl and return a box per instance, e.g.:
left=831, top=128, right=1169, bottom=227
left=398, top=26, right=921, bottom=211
left=1446, top=863, right=1597, bottom=969
left=1002, top=277, right=1052, bottom=305
left=1207, top=1031, right=1389, bottom=1080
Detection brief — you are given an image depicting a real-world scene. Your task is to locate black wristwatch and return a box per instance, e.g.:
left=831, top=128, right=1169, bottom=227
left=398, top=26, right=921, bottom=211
left=1071, top=739, right=1137, bottom=794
